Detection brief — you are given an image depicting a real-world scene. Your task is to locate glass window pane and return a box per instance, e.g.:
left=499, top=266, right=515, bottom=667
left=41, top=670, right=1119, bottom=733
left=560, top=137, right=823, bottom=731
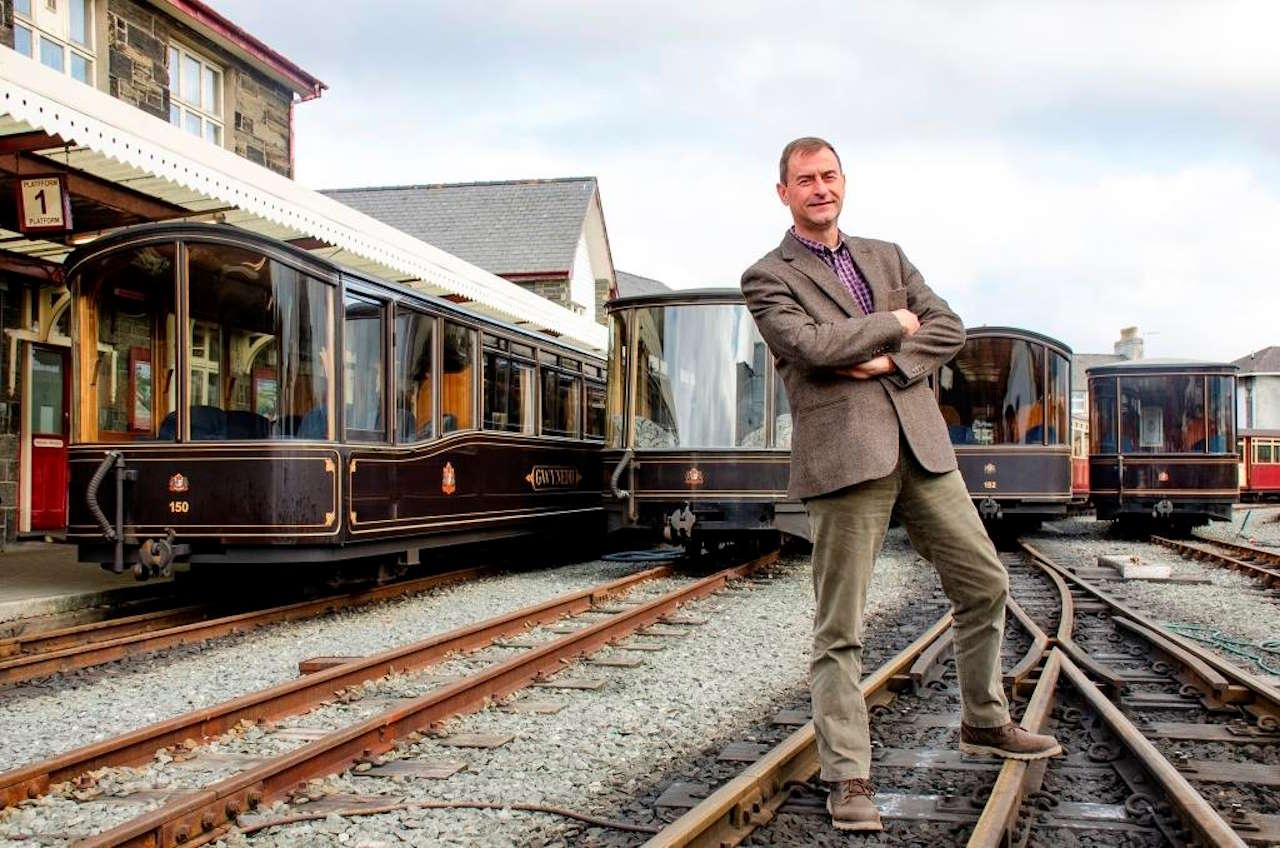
left=31, top=349, right=65, bottom=435
left=394, top=310, right=433, bottom=443
left=483, top=351, right=508, bottom=431
left=632, top=304, right=768, bottom=448
left=1257, top=443, right=1272, bottom=464
left=584, top=383, right=606, bottom=440
left=1089, top=377, right=1117, bottom=454
left=70, top=0, right=90, bottom=46
left=441, top=322, right=475, bottom=432
left=938, top=338, right=1045, bottom=445
left=181, top=53, right=201, bottom=106
left=14, top=25, right=33, bottom=57
left=184, top=243, right=334, bottom=440
left=773, top=369, right=791, bottom=449
left=70, top=52, right=91, bottom=84
left=203, top=67, right=221, bottom=117
left=1046, top=352, right=1070, bottom=445
left=168, top=45, right=179, bottom=93
left=1206, top=376, right=1234, bottom=453
left=204, top=121, right=221, bottom=145
left=169, top=103, right=180, bottom=126
left=73, top=244, right=177, bottom=442
left=510, top=360, right=535, bottom=434
left=605, top=313, right=627, bottom=447
left=1119, top=375, right=1204, bottom=453
left=184, top=111, right=202, bottom=137
left=14, top=0, right=32, bottom=16
left=542, top=370, right=580, bottom=438
left=39, top=37, right=64, bottom=72
left=343, top=294, right=385, bottom=442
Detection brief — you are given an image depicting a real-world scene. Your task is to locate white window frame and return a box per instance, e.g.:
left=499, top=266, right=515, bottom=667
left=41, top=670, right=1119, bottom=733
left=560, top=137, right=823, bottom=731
left=11, top=0, right=96, bottom=86
left=167, top=42, right=225, bottom=147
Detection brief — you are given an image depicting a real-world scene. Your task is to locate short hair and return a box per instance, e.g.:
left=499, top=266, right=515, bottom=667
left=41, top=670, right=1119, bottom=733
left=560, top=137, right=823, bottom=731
left=779, top=137, right=841, bottom=184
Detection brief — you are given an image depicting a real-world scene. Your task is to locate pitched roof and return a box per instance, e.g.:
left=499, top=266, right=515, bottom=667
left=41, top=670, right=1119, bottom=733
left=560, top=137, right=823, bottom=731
left=614, top=270, right=671, bottom=298
left=1233, top=346, right=1280, bottom=374
left=323, top=178, right=597, bottom=278
left=1071, top=353, right=1125, bottom=393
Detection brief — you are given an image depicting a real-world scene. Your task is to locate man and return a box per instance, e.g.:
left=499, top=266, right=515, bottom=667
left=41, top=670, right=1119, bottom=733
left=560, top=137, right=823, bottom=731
left=741, top=137, right=1061, bottom=833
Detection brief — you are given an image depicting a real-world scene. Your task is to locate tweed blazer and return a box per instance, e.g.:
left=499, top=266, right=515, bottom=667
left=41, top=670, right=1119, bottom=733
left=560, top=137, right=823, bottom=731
left=741, top=232, right=965, bottom=500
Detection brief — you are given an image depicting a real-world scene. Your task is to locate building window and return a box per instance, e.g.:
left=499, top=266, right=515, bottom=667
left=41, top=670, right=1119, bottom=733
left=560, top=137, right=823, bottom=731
left=11, top=0, right=95, bottom=86
left=168, top=43, right=223, bottom=145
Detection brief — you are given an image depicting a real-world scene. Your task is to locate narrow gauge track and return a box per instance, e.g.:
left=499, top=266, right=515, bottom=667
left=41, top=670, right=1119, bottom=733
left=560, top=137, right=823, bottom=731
left=645, top=543, right=1280, bottom=848
left=0, top=552, right=777, bottom=847
left=0, top=566, right=502, bottom=687
left=1151, top=536, right=1280, bottom=589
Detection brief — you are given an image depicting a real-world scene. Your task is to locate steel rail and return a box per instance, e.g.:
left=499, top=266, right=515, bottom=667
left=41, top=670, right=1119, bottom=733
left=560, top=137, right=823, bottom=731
left=0, top=603, right=209, bottom=659
left=1056, top=651, right=1247, bottom=848
left=76, top=552, right=778, bottom=848
left=1021, top=541, right=1280, bottom=717
left=1002, top=597, right=1050, bottom=696
left=1151, top=535, right=1280, bottom=588
left=640, top=611, right=954, bottom=848
left=968, top=648, right=1062, bottom=848
left=1191, top=534, right=1280, bottom=567
left=0, top=566, right=497, bottom=687
left=0, top=563, right=673, bottom=808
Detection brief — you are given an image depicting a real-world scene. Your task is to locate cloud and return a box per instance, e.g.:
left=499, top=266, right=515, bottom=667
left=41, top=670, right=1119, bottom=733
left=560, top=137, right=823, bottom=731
left=211, top=0, right=1280, bottom=360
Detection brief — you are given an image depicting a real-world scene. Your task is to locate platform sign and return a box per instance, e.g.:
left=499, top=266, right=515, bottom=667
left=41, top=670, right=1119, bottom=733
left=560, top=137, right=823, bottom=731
left=15, top=174, right=73, bottom=233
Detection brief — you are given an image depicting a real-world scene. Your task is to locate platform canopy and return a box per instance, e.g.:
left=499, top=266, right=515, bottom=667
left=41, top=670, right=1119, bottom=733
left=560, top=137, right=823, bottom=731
left=0, top=52, right=607, bottom=350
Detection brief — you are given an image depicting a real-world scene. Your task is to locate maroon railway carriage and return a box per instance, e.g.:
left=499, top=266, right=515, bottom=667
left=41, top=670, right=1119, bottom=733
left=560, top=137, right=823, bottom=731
left=601, top=289, right=804, bottom=550
left=64, top=223, right=606, bottom=578
left=1239, top=430, right=1280, bottom=501
left=1087, top=359, right=1239, bottom=526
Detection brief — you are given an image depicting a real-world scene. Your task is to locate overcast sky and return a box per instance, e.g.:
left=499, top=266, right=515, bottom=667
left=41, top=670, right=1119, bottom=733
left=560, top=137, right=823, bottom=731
left=211, top=0, right=1278, bottom=361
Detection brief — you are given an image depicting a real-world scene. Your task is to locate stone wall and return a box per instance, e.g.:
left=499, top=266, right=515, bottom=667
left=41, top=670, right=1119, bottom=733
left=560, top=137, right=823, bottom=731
left=231, top=71, right=292, bottom=176
left=2, top=1, right=15, bottom=50
left=510, top=278, right=574, bottom=314
left=593, top=277, right=611, bottom=326
left=106, top=0, right=169, bottom=121
left=0, top=278, right=24, bottom=542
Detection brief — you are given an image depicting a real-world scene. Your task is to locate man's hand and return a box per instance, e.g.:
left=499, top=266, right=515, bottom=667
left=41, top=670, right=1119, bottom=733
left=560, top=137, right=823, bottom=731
left=892, top=309, right=921, bottom=336
left=838, top=355, right=895, bottom=380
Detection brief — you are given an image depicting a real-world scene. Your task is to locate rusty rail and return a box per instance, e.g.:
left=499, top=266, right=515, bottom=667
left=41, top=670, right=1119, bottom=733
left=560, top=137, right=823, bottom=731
left=640, top=611, right=954, bottom=848
left=0, top=566, right=497, bottom=687
left=0, top=563, right=674, bottom=808
left=1152, top=535, right=1280, bottom=588
left=74, top=552, right=778, bottom=848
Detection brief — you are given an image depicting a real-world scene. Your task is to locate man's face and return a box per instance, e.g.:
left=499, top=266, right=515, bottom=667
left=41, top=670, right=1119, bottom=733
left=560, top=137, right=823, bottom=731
left=777, top=147, right=844, bottom=229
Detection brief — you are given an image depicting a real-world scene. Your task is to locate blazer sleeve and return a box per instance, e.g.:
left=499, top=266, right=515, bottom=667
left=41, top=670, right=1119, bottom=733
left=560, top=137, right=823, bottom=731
left=885, top=244, right=965, bottom=389
left=741, top=264, right=903, bottom=371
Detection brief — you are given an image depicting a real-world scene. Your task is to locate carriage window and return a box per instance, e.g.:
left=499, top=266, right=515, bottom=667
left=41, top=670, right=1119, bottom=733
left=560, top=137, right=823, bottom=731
left=585, top=381, right=606, bottom=440
left=441, top=322, right=476, bottom=432
left=1089, top=377, right=1117, bottom=454
left=182, top=244, right=333, bottom=440
left=541, top=369, right=581, bottom=438
left=483, top=349, right=535, bottom=434
left=773, top=370, right=792, bottom=449
left=938, top=338, right=1045, bottom=445
left=1257, top=442, right=1274, bottom=464
left=1119, top=375, right=1204, bottom=453
left=395, top=309, right=434, bottom=443
left=73, top=243, right=177, bottom=442
left=633, top=304, right=768, bottom=448
left=344, top=293, right=385, bottom=442
left=606, top=314, right=628, bottom=448
left=1046, top=352, right=1070, bottom=446
left=1205, top=376, right=1234, bottom=454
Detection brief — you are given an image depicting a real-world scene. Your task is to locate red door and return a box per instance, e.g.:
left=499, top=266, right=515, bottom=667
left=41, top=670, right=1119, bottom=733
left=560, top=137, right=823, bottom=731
left=30, top=346, right=69, bottom=531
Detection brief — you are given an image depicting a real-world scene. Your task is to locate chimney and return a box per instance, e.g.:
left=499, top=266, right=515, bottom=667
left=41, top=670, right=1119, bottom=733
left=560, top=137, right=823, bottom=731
left=1114, top=326, right=1143, bottom=360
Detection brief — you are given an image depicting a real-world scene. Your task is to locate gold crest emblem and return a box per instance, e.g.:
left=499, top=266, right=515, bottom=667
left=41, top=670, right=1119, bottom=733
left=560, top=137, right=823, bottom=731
left=442, top=462, right=457, bottom=495
left=984, top=463, right=997, bottom=475
left=168, top=473, right=189, bottom=493
left=1157, top=470, right=1170, bottom=483
left=685, top=467, right=705, bottom=486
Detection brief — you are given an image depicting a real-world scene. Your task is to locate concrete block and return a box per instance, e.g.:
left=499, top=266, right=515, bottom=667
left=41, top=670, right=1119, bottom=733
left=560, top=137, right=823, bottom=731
left=1098, top=554, right=1172, bottom=580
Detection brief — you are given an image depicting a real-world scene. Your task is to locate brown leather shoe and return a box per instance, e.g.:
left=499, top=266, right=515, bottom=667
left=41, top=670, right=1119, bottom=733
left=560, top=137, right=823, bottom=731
left=827, top=778, right=883, bottom=832
left=960, top=722, right=1062, bottom=760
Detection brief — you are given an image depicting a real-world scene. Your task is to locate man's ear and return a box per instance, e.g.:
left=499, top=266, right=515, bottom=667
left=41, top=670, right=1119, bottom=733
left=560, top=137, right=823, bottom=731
left=776, top=183, right=788, bottom=205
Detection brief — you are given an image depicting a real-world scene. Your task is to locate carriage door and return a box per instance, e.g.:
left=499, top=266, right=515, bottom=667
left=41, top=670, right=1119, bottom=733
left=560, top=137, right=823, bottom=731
left=29, top=346, right=70, bottom=530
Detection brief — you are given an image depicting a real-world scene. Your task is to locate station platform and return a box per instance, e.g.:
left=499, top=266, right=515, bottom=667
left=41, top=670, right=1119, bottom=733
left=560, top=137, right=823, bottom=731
left=0, top=541, right=171, bottom=625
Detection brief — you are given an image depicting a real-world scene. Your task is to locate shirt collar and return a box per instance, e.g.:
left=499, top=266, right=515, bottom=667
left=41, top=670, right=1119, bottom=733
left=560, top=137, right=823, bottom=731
left=789, top=226, right=848, bottom=255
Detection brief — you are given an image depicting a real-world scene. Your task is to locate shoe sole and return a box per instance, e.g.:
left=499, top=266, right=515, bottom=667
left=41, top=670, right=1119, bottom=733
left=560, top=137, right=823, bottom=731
left=959, top=741, right=1063, bottom=760
left=827, top=796, right=884, bottom=832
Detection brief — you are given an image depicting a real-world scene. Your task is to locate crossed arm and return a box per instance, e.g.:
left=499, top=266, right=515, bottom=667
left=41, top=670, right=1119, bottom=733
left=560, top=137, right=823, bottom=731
left=741, top=244, right=964, bottom=388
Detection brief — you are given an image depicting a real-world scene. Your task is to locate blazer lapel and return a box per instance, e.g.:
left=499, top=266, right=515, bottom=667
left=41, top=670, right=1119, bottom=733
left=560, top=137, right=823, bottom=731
left=847, top=236, right=895, bottom=313
left=779, top=232, right=861, bottom=316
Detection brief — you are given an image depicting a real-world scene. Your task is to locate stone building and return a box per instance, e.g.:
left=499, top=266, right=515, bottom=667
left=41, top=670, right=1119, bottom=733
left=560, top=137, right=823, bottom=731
left=1234, top=346, right=1280, bottom=431
left=326, top=178, right=619, bottom=325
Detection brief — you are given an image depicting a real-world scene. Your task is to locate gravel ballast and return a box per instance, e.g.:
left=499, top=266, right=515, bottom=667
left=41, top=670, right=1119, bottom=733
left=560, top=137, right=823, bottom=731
left=0, top=558, right=648, bottom=772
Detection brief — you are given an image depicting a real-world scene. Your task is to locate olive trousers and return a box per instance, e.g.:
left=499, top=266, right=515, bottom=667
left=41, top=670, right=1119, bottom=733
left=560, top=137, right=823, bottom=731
left=805, top=440, right=1011, bottom=781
